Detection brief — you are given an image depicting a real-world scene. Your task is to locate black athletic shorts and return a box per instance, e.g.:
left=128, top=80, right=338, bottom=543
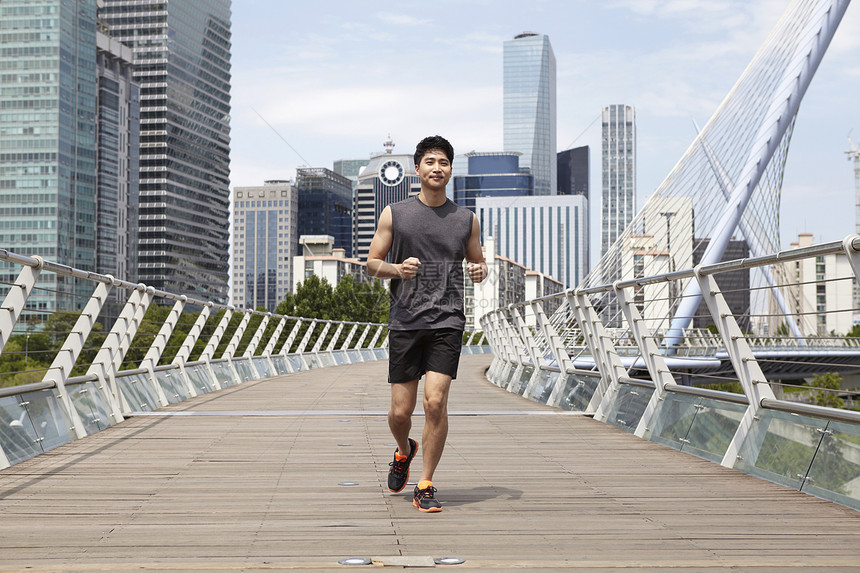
left=388, top=328, right=463, bottom=384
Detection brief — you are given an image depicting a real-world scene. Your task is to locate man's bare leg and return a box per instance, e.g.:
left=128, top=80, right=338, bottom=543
left=419, top=371, right=452, bottom=483
left=389, top=379, right=419, bottom=457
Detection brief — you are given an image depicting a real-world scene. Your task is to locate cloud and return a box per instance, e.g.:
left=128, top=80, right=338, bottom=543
left=375, top=13, right=432, bottom=26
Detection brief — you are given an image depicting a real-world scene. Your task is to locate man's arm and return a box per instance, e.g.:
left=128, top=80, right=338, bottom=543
left=366, top=206, right=421, bottom=279
left=465, top=214, right=488, bottom=283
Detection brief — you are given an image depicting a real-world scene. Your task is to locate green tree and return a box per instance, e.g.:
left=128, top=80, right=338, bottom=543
left=807, top=372, right=845, bottom=409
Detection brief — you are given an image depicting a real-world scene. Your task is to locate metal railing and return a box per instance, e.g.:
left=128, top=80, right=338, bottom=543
left=481, top=235, right=860, bottom=510
left=0, top=249, right=488, bottom=469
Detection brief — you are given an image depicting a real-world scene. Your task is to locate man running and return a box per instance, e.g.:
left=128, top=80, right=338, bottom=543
left=366, top=135, right=488, bottom=513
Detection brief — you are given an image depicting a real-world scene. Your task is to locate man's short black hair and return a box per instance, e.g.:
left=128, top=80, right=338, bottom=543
left=414, top=135, right=454, bottom=165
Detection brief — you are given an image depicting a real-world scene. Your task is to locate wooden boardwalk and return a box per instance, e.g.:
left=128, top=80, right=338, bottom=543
left=0, top=354, right=858, bottom=572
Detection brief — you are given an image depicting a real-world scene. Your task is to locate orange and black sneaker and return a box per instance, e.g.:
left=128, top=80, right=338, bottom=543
left=387, top=437, right=417, bottom=493
left=413, top=480, right=442, bottom=513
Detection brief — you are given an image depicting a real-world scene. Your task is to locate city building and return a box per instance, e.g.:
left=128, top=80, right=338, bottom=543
left=601, top=104, right=637, bottom=256
left=557, top=146, right=589, bottom=198
left=296, top=168, right=353, bottom=258
left=96, top=29, right=140, bottom=295
left=333, top=158, right=371, bottom=185
left=352, top=138, right=420, bottom=262
left=452, top=152, right=532, bottom=213
left=232, top=181, right=297, bottom=312
left=469, top=237, right=527, bottom=330
left=292, top=235, right=371, bottom=293
left=0, top=0, right=100, bottom=315
left=101, top=0, right=232, bottom=302
left=504, top=32, right=557, bottom=196
left=692, top=238, right=751, bottom=332
left=474, top=195, right=588, bottom=288
left=786, top=233, right=854, bottom=336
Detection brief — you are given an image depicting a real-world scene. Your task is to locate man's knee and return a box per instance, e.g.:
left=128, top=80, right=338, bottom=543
left=423, top=393, right=447, bottom=420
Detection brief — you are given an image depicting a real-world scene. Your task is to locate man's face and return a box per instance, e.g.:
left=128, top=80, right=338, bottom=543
left=415, top=149, right=452, bottom=192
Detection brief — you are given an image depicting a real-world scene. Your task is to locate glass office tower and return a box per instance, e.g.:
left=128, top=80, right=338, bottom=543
left=297, top=168, right=354, bottom=258
left=503, top=32, right=556, bottom=196
left=601, top=104, right=636, bottom=257
left=0, top=0, right=99, bottom=315
left=101, top=0, right=232, bottom=303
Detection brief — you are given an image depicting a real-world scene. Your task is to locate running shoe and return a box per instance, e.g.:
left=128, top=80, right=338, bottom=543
left=413, top=481, right=442, bottom=513
left=387, top=437, right=417, bottom=493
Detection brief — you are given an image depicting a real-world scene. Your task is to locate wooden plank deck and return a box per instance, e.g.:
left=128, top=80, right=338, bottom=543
left=0, top=354, right=858, bottom=572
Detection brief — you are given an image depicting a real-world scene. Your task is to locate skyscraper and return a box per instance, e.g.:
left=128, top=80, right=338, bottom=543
left=232, top=181, right=297, bottom=312
left=452, top=152, right=532, bottom=213
left=504, top=32, right=557, bottom=196
left=475, top=194, right=588, bottom=288
left=96, top=31, right=140, bottom=293
left=296, top=168, right=354, bottom=258
left=557, top=146, right=589, bottom=198
left=352, top=139, right=420, bottom=262
left=0, top=0, right=99, bottom=315
left=101, top=0, right=232, bottom=302
left=601, top=104, right=636, bottom=256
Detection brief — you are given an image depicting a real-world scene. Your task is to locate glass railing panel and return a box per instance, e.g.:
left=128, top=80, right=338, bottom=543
left=210, top=361, right=237, bottom=387
left=509, top=365, right=534, bottom=396
left=271, top=355, right=290, bottom=375
left=526, top=369, right=559, bottom=405
left=303, top=354, right=322, bottom=370
left=19, top=388, right=73, bottom=454
left=735, top=409, right=829, bottom=490
left=604, top=384, right=653, bottom=434
left=70, top=381, right=113, bottom=434
left=119, top=373, right=158, bottom=411
left=252, top=358, right=271, bottom=378
left=319, top=353, right=336, bottom=367
left=347, top=349, right=362, bottom=363
left=373, top=348, right=388, bottom=360
left=156, top=369, right=189, bottom=403
left=360, top=349, right=375, bottom=361
left=332, top=351, right=349, bottom=365
left=681, top=398, right=746, bottom=463
left=647, top=392, right=700, bottom=450
left=185, top=365, right=214, bottom=394
left=553, top=373, right=599, bottom=412
left=0, top=395, right=42, bottom=465
left=802, top=420, right=860, bottom=511
left=233, top=359, right=254, bottom=382
left=496, top=362, right=517, bottom=389
left=285, top=355, right=303, bottom=372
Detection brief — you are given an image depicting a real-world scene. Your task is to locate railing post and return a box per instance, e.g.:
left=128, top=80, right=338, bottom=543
left=0, top=261, right=40, bottom=354
left=200, top=306, right=233, bottom=390
left=243, top=312, right=271, bottom=378
left=313, top=322, right=332, bottom=353
left=695, top=268, right=776, bottom=468
left=614, top=283, right=678, bottom=438
left=221, top=311, right=254, bottom=380
left=42, top=276, right=113, bottom=438
left=278, top=319, right=304, bottom=373
left=353, top=324, right=372, bottom=361
left=531, top=299, right=572, bottom=374
left=259, top=314, right=285, bottom=374
left=572, top=289, right=630, bottom=420
left=173, top=302, right=212, bottom=393
left=326, top=323, right=344, bottom=351
left=340, top=324, right=358, bottom=350
left=86, top=284, right=152, bottom=419
left=139, top=296, right=185, bottom=407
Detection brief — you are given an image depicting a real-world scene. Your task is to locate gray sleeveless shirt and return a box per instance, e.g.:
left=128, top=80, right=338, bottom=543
left=388, top=196, right=474, bottom=331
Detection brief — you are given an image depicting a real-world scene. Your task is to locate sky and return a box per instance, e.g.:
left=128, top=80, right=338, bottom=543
left=229, top=0, right=860, bottom=262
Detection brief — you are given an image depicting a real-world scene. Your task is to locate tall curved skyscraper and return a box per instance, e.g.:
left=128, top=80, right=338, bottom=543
left=101, top=0, right=232, bottom=303
left=504, top=32, right=557, bottom=196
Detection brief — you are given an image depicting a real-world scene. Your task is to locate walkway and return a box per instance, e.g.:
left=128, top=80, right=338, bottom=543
left=0, top=355, right=858, bottom=571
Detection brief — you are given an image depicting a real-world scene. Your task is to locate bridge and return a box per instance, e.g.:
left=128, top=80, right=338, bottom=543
left=1, top=354, right=859, bottom=571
